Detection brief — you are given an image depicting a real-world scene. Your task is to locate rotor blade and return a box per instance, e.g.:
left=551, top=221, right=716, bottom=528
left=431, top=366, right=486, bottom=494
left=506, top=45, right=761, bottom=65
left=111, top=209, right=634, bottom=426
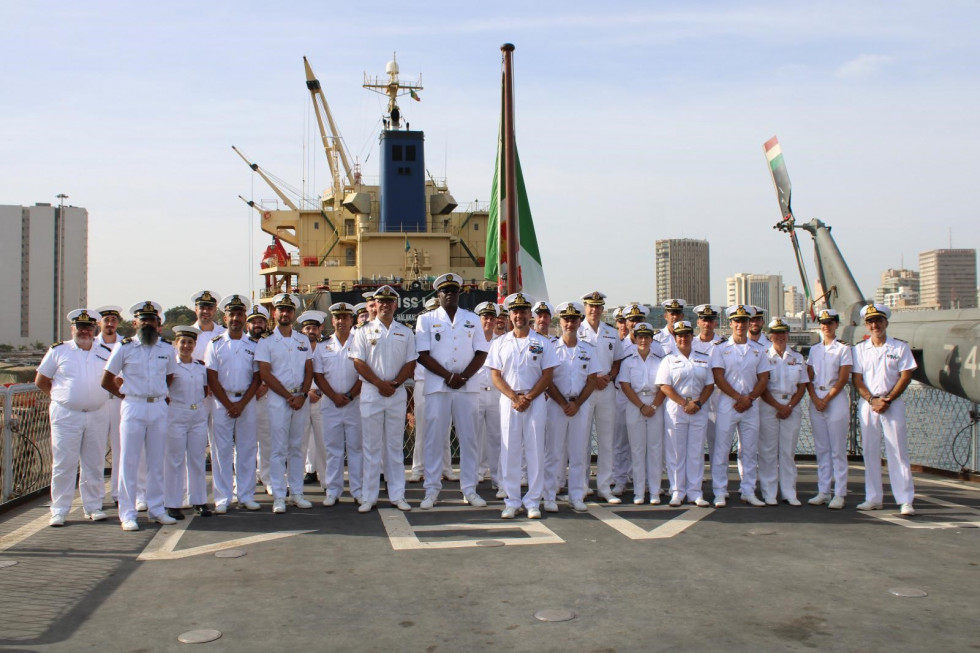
left=764, top=136, right=793, bottom=220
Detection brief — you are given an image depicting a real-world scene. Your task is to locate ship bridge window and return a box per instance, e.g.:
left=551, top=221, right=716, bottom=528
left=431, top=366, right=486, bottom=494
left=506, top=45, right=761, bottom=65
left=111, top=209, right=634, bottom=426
left=473, top=222, right=479, bottom=231
left=314, top=221, right=319, bottom=230
left=406, top=145, right=416, bottom=162
left=392, top=145, right=403, bottom=161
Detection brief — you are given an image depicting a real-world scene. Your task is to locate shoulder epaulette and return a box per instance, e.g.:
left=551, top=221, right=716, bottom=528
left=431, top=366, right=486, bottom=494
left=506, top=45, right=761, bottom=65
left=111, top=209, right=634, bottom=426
left=122, top=337, right=133, bottom=344
left=248, top=336, right=259, bottom=343
left=211, top=335, right=223, bottom=343
left=50, top=342, right=63, bottom=349
left=100, top=343, right=112, bottom=353
left=894, top=337, right=908, bottom=343
left=195, top=360, right=205, bottom=365
left=836, top=338, right=848, bottom=345
left=161, top=337, right=172, bottom=345
left=261, top=332, right=271, bottom=338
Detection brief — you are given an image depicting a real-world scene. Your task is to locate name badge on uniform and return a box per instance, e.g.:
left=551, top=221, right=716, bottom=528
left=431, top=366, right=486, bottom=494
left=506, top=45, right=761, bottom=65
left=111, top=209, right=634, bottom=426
left=609, top=343, right=613, bottom=351
left=369, top=339, right=377, bottom=347
left=435, top=333, right=441, bottom=341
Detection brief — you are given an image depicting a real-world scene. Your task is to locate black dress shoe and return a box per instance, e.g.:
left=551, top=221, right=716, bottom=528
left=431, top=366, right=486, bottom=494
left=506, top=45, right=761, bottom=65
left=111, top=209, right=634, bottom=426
left=166, top=508, right=185, bottom=520
left=194, top=504, right=213, bottom=517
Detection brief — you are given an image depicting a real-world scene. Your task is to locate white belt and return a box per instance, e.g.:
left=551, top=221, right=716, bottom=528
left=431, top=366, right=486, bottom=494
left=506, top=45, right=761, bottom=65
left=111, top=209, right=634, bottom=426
left=816, top=385, right=830, bottom=391
left=481, top=386, right=493, bottom=391
left=226, top=390, right=249, bottom=397
left=777, top=393, right=792, bottom=400
left=288, top=387, right=304, bottom=394
left=171, top=401, right=201, bottom=410
left=638, top=390, right=654, bottom=396
left=55, top=401, right=102, bottom=413
left=127, top=396, right=164, bottom=403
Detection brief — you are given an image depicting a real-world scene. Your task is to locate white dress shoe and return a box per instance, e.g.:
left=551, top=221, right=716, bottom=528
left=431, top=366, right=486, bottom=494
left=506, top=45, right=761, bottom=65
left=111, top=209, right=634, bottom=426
left=121, top=519, right=139, bottom=531
left=600, top=492, right=622, bottom=505
left=495, top=488, right=507, bottom=499
left=714, top=496, right=727, bottom=508
left=49, top=513, right=66, bottom=527
left=289, top=495, right=313, bottom=509
left=214, top=504, right=228, bottom=515
left=856, top=501, right=883, bottom=511
left=85, top=509, right=107, bottom=521
left=443, top=470, right=459, bottom=481
left=669, top=493, right=683, bottom=507
left=808, top=492, right=831, bottom=505
left=272, top=498, right=286, bottom=513
left=322, top=495, right=338, bottom=507
left=408, top=471, right=423, bottom=482
left=827, top=496, right=845, bottom=510
left=464, top=493, right=487, bottom=507
left=135, top=500, right=148, bottom=512
left=585, top=487, right=594, bottom=497
left=420, top=494, right=438, bottom=510
left=611, top=483, right=625, bottom=496
left=358, top=502, right=374, bottom=513
left=740, top=493, right=765, bottom=507
left=527, top=507, right=542, bottom=519
left=693, top=498, right=711, bottom=507
left=151, top=513, right=177, bottom=525
left=571, top=500, right=588, bottom=512
left=392, top=499, right=411, bottom=511
left=633, top=496, right=645, bottom=505
left=900, top=503, right=915, bottom=516
left=764, top=497, right=778, bottom=506
left=501, top=506, right=518, bottom=519
left=241, top=500, right=261, bottom=511
left=785, top=497, right=802, bottom=507
left=543, top=500, right=559, bottom=513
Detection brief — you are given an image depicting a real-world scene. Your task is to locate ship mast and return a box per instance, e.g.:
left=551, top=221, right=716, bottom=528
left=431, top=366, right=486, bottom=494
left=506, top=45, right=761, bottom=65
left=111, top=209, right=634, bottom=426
left=362, top=52, right=423, bottom=130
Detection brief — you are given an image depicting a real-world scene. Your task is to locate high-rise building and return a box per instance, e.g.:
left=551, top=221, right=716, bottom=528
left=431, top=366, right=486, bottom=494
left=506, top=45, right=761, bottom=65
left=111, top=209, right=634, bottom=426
left=655, top=239, right=710, bottom=305
left=784, top=285, right=805, bottom=317
left=0, top=203, right=88, bottom=347
left=726, top=272, right=784, bottom=319
left=919, top=249, right=977, bottom=309
left=874, top=268, right=920, bottom=306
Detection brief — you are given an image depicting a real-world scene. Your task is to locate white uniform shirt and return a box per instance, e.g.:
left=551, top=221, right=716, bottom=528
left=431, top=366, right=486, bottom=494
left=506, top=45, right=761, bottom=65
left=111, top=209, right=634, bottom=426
left=205, top=332, right=259, bottom=393
left=550, top=338, right=601, bottom=398
left=655, top=350, right=714, bottom=398
left=192, top=322, right=226, bottom=362
left=415, top=306, right=489, bottom=394
left=654, top=328, right=679, bottom=357
left=765, top=346, right=807, bottom=398
left=851, top=337, right=917, bottom=396
left=710, top=338, right=773, bottom=395
left=349, top=318, right=418, bottom=396
left=37, top=341, right=112, bottom=411
left=692, top=334, right=723, bottom=358
left=807, top=340, right=853, bottom=395
left=313, top=333, right=359, bottom=395
left=751, top=333, right=772, bottom=349
left=169, top=356, right=207, bottom=406
left=473, top=332, right=500, bottom=389
left=254, top=327, right=313, bottom=393
left=577, top=320, right=626, bottom=373
left=94, top=333, right=121, bottom=353
left=620, top=350, right=665, bottom=395
left=486, top=330, right=559, bottom=392
left=104, top=338, right=177, bottom=398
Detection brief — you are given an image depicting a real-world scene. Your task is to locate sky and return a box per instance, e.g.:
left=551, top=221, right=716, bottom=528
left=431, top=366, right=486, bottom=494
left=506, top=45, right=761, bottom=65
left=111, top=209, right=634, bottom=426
left=2, top=1, right=978, bottom=313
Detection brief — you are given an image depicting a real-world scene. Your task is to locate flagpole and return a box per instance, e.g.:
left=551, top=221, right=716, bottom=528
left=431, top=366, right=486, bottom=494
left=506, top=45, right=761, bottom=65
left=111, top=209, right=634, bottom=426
left=501, top=43, right=519, bottom=295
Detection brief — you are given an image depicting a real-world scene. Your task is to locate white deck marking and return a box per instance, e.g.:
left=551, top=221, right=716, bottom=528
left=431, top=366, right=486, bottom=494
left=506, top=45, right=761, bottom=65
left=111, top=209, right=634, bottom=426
left=138, top=516, right=315, bottom=560
left=588, top=503, right=715, bottom=540
left=0, top=497, right=85, bottom=553
left=379, top=508, right=564, bottom=551
left=862, top=493, right=980, bottom=530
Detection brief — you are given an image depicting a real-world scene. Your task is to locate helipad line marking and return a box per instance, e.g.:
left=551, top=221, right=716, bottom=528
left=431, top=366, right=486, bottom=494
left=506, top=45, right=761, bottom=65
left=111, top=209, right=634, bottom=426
left=588, top=503, right=715, bottom=540
left=862, top=493, right=980, bottom=530
left=378, top=509, right=564, bottom=550
left=0, top=497, right=83, bottom=553
left=138, top=517, right=315, bottom=561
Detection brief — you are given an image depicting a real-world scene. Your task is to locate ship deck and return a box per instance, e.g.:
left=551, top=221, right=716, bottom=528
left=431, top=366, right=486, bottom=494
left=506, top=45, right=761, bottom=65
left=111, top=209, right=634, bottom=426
left=1, top=463, right=979, bottom=652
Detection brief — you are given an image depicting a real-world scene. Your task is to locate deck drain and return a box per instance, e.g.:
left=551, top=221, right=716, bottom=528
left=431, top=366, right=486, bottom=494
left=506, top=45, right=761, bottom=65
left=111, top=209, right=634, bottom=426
left=535, top=609, right=576, bottom=622
left=475, top=540, right=505, bottom=547
left=178, top=628, right=222, bottom=643
left=0, top=560, right=18, bottom=569
left=215, top=549, right=246, bottom=558
left=889, top=588, right=928, bottom=598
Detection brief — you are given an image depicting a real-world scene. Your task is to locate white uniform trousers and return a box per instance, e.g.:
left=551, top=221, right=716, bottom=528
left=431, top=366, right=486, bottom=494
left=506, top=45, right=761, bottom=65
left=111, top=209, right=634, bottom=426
left=809, top=393, right=849, bottom=497
left=304, top=402, right=326, bottom=485
left=266, top=394, right=310, bottom=500
left=859, top=399, right=914, bottom=505
left=106, top=395, right=122, bottom=501
left=712, top=400, right=761, bottom=497
left=703, top=389, right=719, bottom=463
left=321, top=398, right=362, bottom=500
left=118, top=398, right=168, bottom=522
left=544, top=400, right=590, bottom=503
left=49, top=402, right=109, bottom=516
left=758, top=401, right=802, bottom=502
left=164, top=404, right=208, bottom=508
left=210, top=401, right=258, bottom=508
left=587, top=386, right=617, bottom=494
left=412, top=386, right=452, bottom=478
left=624, top=402, right=665, bottom=499
left=477, top=386, right=502, bottom=487
left=612, top=388, right=632, bottom=485
left=499, top=394, right=546, bottom=510
left=359, top=388, right=408, bottom=505
left=424, top=392, right=479, bottom=496
left=255, top=394, right=271, bottom=487
left=664, top=402, right=709, bottom=501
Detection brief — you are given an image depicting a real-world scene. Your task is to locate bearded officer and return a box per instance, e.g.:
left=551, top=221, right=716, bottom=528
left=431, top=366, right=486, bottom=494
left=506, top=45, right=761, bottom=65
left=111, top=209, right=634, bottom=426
left=205, top=294, right=262, bottom=513
left=36, top=309, right=112, bottom=526
left=710, top=304, right=772, bottom=507
left=692, top=304, right=724, bottom=457
left=415, top=273, right=490, bottom=509
left=409, top=298, right=453, bottom=483
left=313, top=302, right=363, bottom=506
left=532, top=300, right=555, bottom=338
left=486, top=293, right=558, bottom=519
left=255, top=293, right=314, bottom=514
left=94, top=305, right=124, bottom=505
left=851, top=303, right=917, bottom=516
left=102, top=301, right=176, bottom=531
left=474, top=302, right=503, bottom=494
left=748, top=306, right=771, bottom=348
left=655, top=299, right=687, bottom=357
left=349, top=285, right=416, bottom=513
left=577, top=291, right=626, bottom=503
left=247, top=306, right=274, bottom=494
left=298, top=310, right=328, bottom=489
left=190, top=291, right=226, bottom=359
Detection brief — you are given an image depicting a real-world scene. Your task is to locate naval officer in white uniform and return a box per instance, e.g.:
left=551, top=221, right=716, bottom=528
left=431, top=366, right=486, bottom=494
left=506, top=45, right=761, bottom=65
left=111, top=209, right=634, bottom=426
left=36, top=309, right=112, bottom=526
left=851, top=303, right=917, bottom=516
left=94, top=305, right=124, bottom=505
left=474, top=302, right=503, bottom=493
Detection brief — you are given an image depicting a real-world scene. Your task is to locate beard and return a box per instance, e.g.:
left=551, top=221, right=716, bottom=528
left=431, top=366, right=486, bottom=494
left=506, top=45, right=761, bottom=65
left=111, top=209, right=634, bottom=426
left=137, top=325, right=159, bottom=345
left=73, top=332, right=93, bottom=348
left=248, top=325, right=265, bottom=339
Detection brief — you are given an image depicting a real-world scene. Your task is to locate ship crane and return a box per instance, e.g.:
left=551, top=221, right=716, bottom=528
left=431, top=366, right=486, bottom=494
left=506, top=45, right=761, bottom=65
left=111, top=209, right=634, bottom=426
left=231, top=146, right=299, bottom=211
left=303, top=56, right=355, bottom=199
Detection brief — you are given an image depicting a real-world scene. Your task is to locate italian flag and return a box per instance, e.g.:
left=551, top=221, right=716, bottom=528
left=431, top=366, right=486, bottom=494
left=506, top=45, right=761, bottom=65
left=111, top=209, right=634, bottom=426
left=764, top=135, right=793, bottom=221
left=485, top=122, right=549, bottom=302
